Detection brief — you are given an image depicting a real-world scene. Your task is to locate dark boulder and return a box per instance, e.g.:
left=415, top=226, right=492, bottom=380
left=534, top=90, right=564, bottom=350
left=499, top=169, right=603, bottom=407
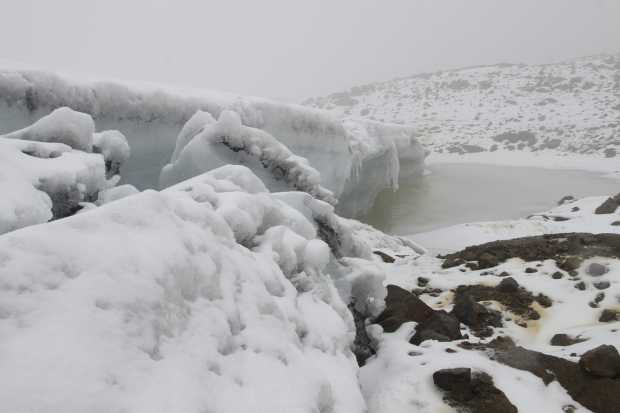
left=411, top=310, right=462, bottom=345
left=579, top=345, right=620, bottom=378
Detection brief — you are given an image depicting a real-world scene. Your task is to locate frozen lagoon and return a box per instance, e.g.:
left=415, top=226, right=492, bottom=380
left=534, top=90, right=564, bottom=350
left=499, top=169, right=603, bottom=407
left=364, top=163, right=619, bottom=236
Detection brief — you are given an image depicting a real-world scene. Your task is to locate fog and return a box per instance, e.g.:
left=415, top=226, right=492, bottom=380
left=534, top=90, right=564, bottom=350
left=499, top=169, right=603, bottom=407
left=1, top=0, right=618, bottom=101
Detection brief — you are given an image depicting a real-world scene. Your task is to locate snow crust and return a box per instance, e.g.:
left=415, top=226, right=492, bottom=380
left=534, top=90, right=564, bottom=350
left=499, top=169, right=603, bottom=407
left=0, top=164, right=420, bottom=413
left=0, top=69, right=427, bottom=217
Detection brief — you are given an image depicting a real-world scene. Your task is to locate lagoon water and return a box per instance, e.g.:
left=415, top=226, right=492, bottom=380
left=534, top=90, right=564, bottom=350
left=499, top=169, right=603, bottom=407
left=364, top=163, right=619, bottom=236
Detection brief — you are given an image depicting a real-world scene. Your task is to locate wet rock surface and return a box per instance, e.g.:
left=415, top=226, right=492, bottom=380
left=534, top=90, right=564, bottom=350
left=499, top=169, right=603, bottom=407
left=433, top=368, right=518, bottom=413
left=440, top=232, right=620, bottom=270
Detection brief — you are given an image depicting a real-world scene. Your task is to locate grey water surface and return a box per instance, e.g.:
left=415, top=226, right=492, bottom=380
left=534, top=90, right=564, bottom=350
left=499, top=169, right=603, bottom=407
left=364, top=163, right=619, bottom=235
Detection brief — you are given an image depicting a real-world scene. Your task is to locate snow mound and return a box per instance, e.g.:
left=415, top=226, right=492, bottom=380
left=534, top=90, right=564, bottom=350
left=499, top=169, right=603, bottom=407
left=0, top=107, right=130, bottom=234
left=0, top=165, right=422, bottom=413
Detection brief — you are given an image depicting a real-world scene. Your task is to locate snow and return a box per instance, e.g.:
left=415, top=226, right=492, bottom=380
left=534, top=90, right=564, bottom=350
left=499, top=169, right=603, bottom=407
left=160, top=110, right=337, bottom=206
left=0, top=163, right=423, bottom=412
left=0, top=68, right=427, bottom=217
left=3, top=106, right=95, bottom=152
left=93, top=130, right=131, bottom=172
left=307, top=53, right=620, bottom=162
left=360, top=195, right=620, bottom=413
left=0, top=108, right=129, bottom=235
left=0, top=166, right=342, bottom=412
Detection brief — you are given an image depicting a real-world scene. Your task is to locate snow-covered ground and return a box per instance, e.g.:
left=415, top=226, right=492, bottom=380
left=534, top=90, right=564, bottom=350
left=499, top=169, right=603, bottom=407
left=364, top=195, right=620, bottom=413
left=305, top=53, right=620, bottom=163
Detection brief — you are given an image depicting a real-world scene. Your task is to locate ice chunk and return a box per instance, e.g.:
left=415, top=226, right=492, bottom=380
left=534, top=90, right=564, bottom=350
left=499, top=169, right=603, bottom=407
left=3, top=107, right=95, bottom=151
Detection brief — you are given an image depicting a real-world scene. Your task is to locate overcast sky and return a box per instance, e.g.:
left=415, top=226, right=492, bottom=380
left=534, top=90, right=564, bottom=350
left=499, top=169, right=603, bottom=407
left=1, top=0, right=619, bottom=101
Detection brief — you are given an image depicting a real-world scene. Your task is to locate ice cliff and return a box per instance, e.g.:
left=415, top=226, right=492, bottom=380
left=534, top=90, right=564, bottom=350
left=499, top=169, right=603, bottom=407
left=0, top=69, right=426, bottom=217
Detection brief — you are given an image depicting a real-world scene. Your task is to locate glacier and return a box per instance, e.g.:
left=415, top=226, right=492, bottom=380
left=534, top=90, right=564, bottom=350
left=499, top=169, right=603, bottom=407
left=0, top=69, right=427, bottom=218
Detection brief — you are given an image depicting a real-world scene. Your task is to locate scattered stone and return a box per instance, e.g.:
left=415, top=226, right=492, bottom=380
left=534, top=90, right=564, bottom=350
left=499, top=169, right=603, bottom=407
left=594, top=292, right=605, bottom=303
left=417, top=277, right=429, bottom=287
left=612, top=221, right=620, bottom=226
left=433, top=368, right=518, bottom=413
left=374, top=285, right=462, bottom=345
left=525, top=267, right=538, bottom=273
left=433, top=368, right=471, bottom=391
left=451, top=294, right=502, bottom=337
left=579, top=345, right=620, bottom=378
left=550, top=334, right=588, bottom=346
left=552, top=271, right=564, bottom=279
left=599, top=309, right=618, bottom=322
left=373, top=250, right=395, bottom=263
left=446, top=348, right=457, bottom=353
left=497, top=277, right=519, bottom=293
left=498, top=271, right=510, bottom=277
left=571, top=206, right=580, bottom=212
left=374, top=285, right=434, bottom=332
left=411, top=310, right=462, bottom=345
left=594, top=281, right=610, bottom=290
left=587, top=262, right=608, bottom=276
left=574, top=281, right=586, bottom=291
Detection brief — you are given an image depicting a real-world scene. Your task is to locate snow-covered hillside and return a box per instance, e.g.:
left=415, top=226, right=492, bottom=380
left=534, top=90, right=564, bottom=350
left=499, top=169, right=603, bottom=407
left=0, top=69, right=426, bottom=217
left=305, top=54, right=620, bottom=159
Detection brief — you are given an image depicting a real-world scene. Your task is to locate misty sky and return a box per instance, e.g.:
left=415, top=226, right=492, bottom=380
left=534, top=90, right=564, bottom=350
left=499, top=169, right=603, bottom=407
left=1, top=0, right=619, bottom=101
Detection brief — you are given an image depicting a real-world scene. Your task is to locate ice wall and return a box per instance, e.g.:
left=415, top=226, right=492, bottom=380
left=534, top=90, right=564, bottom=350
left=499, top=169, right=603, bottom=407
left=0, top=69, right=426, bottom=217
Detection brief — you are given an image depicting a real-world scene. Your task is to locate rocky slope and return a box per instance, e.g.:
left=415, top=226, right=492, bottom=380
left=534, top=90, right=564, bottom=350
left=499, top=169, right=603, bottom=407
left=362, top=193, right=620, bottom=412
left=305, top=54, right=620, bottom=158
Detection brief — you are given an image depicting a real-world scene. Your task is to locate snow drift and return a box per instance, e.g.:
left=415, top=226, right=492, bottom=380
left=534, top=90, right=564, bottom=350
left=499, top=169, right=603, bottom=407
left=0, top=69, right=427, bottom=217
left=0, top=164, right=418, bottom=413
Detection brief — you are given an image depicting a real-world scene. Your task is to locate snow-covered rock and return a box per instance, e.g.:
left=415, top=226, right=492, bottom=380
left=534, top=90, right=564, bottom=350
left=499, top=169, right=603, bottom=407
left=0, top=69, right=427, bottom=217
left=0, top=108, right=130, bottom=234
left=0, top=164, right=420, bottom=413
left=306, top=53, right=620, bottom=160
